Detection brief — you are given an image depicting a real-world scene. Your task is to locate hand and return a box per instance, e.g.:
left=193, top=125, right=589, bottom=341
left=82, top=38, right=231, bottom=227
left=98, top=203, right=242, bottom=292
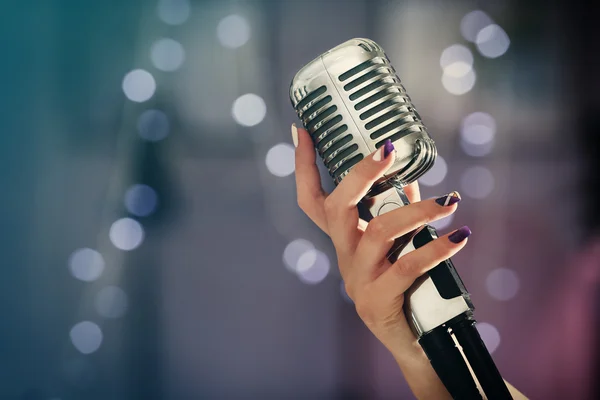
left=292, top=124, right=470, bottom=399
left=293, top=124, right=469, bottom=352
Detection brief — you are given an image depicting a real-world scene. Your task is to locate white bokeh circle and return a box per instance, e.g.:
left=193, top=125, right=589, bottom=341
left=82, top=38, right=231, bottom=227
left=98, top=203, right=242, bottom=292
left=265, top=143, right=295, bottom=177
left=217, top=15, right=251, bottom=48
left=232, top=93, right=266, bottom=127
left=486, top=268, right=520, bottom=301
left=70, top=321, right=103, bottom=355
left=109, top=218, right=144, bottom=251
left=122, top=69, right=156, bottom=103
left=151, top=38, right=185, bottom=72
left=297, top=249, right=330, bottom=284
left=283, top=239, right=315, bottom=272
left=460, top=10, right=493, bottom=42
left=442, top=69, right=476, bottom=95
left=68, top=248, right=105, bottom=282
left=476, top=24, right=510, bottom=58
left=440, top=44, right=473, bottom=78
left=461, top=112, right=496, bottom=145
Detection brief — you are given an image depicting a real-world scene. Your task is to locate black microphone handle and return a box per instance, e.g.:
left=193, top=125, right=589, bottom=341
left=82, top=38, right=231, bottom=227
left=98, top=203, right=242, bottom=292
left=449, top=316, right=514, bottom=400
left=419, top=323, right=483, bottom=399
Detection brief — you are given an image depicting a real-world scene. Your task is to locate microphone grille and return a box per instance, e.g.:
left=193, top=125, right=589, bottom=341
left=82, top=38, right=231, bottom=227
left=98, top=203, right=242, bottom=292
left=294, top=85, right=364, bottom=182
left=291, top=39, right=436, bottom=185
left=339, top=57, right=426, bottom=147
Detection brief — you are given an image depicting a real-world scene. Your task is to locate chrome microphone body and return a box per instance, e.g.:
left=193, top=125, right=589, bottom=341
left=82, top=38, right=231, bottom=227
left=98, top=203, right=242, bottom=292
left=289, top=38, right=472, bottom=338
left=290, top=38, right=512, bottom=400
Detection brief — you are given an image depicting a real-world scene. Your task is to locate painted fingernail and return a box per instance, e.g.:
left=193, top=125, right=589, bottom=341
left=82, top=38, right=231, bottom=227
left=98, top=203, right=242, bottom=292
left=435, top=191, right=461, bottom=207
left=373, top=139, right=394, bottom=162
left=383, top=139, right=394, bottom=158
left=291, top=123, right=299, bottom=147
left=449, top=226, right=471, bottom=244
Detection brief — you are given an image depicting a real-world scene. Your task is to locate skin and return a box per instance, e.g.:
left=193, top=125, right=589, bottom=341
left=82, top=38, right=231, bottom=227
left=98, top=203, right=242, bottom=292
left=293, top=125, right=527, bottom=400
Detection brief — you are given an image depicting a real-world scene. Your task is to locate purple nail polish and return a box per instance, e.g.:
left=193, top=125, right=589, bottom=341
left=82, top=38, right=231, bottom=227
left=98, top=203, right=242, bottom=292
left=449, top=226, right=471, bottom=244
left=435, top=191, right=461, bottom=207
left=383, top=139, right=394, bottom=159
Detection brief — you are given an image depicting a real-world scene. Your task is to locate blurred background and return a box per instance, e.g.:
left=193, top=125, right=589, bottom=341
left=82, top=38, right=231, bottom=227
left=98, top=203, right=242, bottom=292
left=1, top=0, right=598, bottom=399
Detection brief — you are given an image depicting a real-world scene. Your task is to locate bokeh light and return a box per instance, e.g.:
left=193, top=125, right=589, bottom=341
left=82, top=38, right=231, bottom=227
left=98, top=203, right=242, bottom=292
left=217, top=14, right=251, bottom=49
left=442, top=69, right=476, bottom=95
left=124, top=184, right=158, bottom=217
left=232, top=93, right=266, bottom=127
left=95, top=286, right=128, bottom=318
left=297, top=249, right=330, bottom=284
left=69, top=321, right=103, bottom=354
left=265, top=143, right=295, bottom=177
left=476, top=322, right=501, bottom=354
left=460, top=10, right=493, bottom=43
left=68, top=248, right=104, bottom=282
left=137, top=109, right=169, bottom=142
left=476, top=24, right=511, bottom=58
left=151, top=38, right=185, bottom=72
left=122, top=69, right=156, bottom=103
left=460, top=112, right=496, bottom=157
left=157, top=0, right=190, bottom=25
left=297, top=249, right=318, bottom=273
left=461, top=112, right=496, bottom=145
left=440, top=44, right=473, bottom=78
left=486, top=268, right=520, bottom=301
left=109, top=218, right=144, bottom=251
left=283, top=239, right=315, bottom=272
left=460, top=166, right=494, bottom=199
left=461, top=140, right=495, bottom=157
left=419, top=156, right=447, bottom=186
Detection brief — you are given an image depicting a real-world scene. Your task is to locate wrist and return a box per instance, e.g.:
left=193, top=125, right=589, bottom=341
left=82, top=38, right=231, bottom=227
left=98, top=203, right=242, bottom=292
left=385, top=336, right=453, bottom=400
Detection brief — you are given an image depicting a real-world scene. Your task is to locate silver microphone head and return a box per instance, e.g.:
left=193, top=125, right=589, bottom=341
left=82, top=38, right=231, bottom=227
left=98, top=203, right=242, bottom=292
left=290, top=38, right=437, bottom=189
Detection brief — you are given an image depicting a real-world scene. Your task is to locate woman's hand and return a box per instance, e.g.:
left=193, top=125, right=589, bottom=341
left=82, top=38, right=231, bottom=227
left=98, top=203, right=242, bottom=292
left=292, top=124, right=469, bottom=399
left=293, top=123, right=469, bottom=351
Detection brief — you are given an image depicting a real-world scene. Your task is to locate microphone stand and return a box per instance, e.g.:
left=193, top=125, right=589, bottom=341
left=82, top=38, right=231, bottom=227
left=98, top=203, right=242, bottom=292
left=360, top=182, right=513, bottom=400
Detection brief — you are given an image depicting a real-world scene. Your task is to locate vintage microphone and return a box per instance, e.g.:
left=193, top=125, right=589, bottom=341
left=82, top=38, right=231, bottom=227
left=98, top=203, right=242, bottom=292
left=290, top=38, right=512, bottom=400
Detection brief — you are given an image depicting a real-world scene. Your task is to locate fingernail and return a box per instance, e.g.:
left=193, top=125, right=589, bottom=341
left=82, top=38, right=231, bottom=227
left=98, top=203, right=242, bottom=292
left=291, top=123, right=299, bottom=147
left=373, top=139, right=394, bottom=162
left=449, top=226, right=471, bottom=244
left=383, top=139, right=394, bottom=159
left=435, top=191, right=461, bottom=207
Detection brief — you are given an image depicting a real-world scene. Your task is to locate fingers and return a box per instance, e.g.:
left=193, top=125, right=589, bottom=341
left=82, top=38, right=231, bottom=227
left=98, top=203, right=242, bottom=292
left=327, top=140, right=396, bottom=208
left=351, top=192, right=461, bottom=282
left=324, top=140, right=397, bottom=254
left=372, top=226, right=471, bottom=296
left=293, top=124, right=328, bottom=233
